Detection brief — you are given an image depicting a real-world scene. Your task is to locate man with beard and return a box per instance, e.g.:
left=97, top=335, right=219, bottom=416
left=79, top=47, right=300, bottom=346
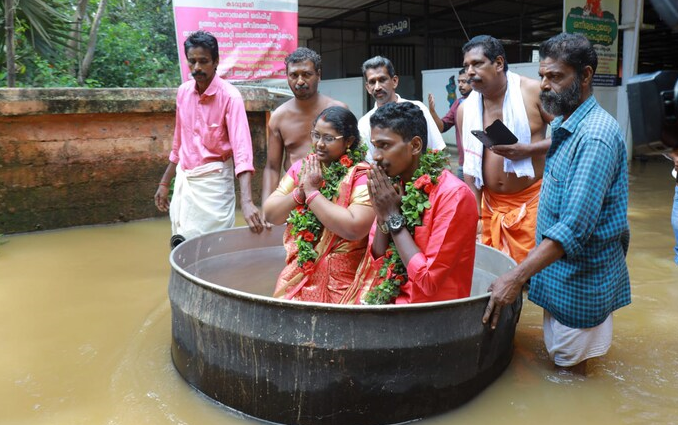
left=155, top=31, right=264, bottom=246
left=457, top=35, right=551, bottom=264
left=482, top=33, right=631, bottom=376
left=261, top=47, right=348, bottom=210
left=358, top=56, right=446, bottom=163
left=428, top=69, right=473, bottom=178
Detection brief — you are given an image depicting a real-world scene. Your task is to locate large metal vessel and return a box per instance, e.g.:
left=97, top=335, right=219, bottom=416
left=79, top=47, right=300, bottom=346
left=169, top=225, right=520, bottom=425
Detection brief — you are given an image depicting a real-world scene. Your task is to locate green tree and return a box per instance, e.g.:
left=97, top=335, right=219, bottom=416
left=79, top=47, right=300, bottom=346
left=1, top=0, right=72, bottom=86
left=86, top=0, right=179, bottom=87
left=2, top=0, right=180, bottom=87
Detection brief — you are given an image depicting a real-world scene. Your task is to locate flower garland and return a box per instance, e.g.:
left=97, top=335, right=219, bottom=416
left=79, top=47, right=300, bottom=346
left=287, top=144, right=367, bottom=274
left=364, top=149, right=449, bottom=305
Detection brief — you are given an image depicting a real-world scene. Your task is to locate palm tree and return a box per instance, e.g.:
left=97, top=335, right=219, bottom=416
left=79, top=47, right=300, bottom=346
left=1, top=0, right=71, bottom=86
left=4, top=0, right=16, bottom=86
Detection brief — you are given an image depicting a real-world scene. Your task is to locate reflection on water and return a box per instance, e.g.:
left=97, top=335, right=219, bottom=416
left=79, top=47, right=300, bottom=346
left=2, top=159, right=677, bottom=425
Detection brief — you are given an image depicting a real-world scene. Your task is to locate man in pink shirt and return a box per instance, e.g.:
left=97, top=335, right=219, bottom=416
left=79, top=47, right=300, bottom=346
left=354, top=101, right=478, bottom=304
left=154, top=31, right=264, bottom=246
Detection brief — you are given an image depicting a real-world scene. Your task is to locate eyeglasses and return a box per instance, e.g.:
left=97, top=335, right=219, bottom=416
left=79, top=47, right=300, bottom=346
left=310, top=131, right=344, bottom=144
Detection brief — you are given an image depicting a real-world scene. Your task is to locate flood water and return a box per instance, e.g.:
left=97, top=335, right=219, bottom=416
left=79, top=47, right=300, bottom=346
left=2, top=158, right=678, bottom=425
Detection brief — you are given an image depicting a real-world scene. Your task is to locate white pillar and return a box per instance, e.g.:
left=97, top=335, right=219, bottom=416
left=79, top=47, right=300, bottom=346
left=618, top=0, right=643, bottom=158
left=298, top=26, right=314, bottom=47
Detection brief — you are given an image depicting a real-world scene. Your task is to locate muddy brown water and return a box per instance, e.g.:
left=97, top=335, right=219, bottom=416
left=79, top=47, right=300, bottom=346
left=2, top=159, right=677, bottom=425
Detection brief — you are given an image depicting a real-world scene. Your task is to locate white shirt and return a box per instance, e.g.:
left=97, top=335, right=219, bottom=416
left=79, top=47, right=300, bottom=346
left=358, top=94, right=447, bottom=163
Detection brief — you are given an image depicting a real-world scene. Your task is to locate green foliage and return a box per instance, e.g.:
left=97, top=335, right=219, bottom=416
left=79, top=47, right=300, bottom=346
left=401, top=149, right=448, bottom=229
left=0, top=20, right=84, bottom=87
left=86, top=0, right=180, bottom=87
left=2, top=0, right=181, bottom=87
left=0, top=0, right=73, bottom=58
left=364, top=242, right=407, bottom=305
left=109, top=0, right=178, bottom=60
left=87, top=19, right=179, bottom=87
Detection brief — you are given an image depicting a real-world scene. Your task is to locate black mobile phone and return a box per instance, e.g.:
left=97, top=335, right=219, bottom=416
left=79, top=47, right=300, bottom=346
left=471, top=119, right=518, bottom=149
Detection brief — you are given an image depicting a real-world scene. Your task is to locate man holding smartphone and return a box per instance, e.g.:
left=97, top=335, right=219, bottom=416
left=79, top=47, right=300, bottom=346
left=457, top=35, right=552, bottom=263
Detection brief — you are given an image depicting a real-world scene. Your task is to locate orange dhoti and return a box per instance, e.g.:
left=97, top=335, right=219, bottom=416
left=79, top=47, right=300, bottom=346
left=481, top=180, right=541, bottom=264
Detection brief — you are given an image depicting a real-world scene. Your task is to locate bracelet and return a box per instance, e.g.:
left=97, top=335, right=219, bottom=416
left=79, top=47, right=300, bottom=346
left=306, top=190, right=321, bottom=205
left=377, top=221, right=389, bottom=234
left=158, top=181, right=169, bottom=187
left=291, top=187, right=304, bottom=205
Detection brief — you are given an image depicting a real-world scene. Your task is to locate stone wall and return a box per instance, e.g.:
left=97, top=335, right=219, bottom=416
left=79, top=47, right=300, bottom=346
left=0, top=87, right=285, bottom=234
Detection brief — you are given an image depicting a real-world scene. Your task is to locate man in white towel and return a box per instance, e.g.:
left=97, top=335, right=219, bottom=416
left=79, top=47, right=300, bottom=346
left=154, top=31, right=264, bottom=247
left=358, top=56, right=447, bottom=163
left=457, top=35, right=552, bottom=264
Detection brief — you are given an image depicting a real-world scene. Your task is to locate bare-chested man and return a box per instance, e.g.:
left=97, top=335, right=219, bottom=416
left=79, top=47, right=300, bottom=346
left=261, top=47, right=347, bottom=209
left=457, top=35, right=552, bottom=263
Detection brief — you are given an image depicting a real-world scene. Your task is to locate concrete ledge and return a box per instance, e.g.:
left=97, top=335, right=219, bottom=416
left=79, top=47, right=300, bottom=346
left=0, top=86, right=285, bottom=234
left=0, top=86, right=286, bottom=116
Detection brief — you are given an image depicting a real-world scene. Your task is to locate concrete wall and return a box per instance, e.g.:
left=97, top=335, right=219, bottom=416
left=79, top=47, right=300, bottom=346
left=0, top=87, right=285, bottom=234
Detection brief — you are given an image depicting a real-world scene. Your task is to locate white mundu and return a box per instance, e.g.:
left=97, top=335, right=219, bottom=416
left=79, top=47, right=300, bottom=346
left=170, top=159, right=236, bottom=240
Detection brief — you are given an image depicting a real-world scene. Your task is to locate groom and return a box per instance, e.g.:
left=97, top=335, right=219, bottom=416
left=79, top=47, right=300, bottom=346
left=346, top=102, right=477, bottom=304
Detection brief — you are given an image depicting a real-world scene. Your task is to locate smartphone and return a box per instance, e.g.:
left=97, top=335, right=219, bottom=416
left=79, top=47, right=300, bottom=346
left=471, top=119, right=518, bottom=149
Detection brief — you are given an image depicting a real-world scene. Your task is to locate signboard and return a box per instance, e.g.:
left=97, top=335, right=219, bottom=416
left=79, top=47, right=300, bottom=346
left=375, top=17, right=410, bottom=38
left=564, top=0, right=620, bottom=86
left=172, top=0, right=298, bottom=82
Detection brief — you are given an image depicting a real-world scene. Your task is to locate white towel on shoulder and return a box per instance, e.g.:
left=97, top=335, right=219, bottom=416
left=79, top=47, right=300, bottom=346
left=462, top=71, right=534, bottom=189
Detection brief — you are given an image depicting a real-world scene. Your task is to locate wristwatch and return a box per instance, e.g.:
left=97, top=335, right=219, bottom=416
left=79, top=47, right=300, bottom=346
left=386, top=213, right=405, bottom=233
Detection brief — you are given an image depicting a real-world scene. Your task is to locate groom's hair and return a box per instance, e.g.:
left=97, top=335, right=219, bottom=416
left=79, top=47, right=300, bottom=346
left=370, top=102, right=428, bottom=152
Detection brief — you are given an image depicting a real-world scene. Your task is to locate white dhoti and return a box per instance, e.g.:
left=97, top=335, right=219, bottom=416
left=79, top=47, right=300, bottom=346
left=169, top=159, right=235, bottom=241
left=543, top=311, right=613, bottom=367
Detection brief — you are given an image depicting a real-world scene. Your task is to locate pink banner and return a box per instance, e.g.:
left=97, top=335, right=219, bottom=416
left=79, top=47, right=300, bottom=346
left=173, top=5, right=297, bottom=82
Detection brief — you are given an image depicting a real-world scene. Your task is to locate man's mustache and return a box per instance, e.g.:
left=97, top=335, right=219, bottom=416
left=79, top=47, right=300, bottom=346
left=192, top=71, right=206, bottom=77
left=469, top=77, right=482, bottom=83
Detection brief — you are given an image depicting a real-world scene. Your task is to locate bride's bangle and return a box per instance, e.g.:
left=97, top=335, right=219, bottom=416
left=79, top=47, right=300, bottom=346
left=292, top=187, right=304, bottom=205
left=306, top=190, right=321, bottom=205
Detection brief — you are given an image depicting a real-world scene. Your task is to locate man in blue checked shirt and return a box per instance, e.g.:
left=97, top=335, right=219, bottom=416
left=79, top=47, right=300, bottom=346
left=482, top=33, right=631, bottom=376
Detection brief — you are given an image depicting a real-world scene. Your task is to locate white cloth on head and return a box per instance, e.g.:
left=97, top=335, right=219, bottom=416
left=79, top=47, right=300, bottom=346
left=462, top=70, right=534, bottom=189
left=543, top=310, right=613, bottom=367
left=358, top=94, right=447, bottom=163
left=170, top=159, right=235, bottom=241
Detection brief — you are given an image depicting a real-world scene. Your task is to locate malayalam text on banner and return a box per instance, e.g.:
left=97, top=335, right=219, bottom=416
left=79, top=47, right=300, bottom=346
left=172, top=0, right=298, bottom=82
left=564, top=0, right=620, bottom=87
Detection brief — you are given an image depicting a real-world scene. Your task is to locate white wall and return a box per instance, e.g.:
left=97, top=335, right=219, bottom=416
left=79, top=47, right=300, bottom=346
left=422, top=67, right=463, bottom=146
left=318, top=77, right=365, bottom=117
